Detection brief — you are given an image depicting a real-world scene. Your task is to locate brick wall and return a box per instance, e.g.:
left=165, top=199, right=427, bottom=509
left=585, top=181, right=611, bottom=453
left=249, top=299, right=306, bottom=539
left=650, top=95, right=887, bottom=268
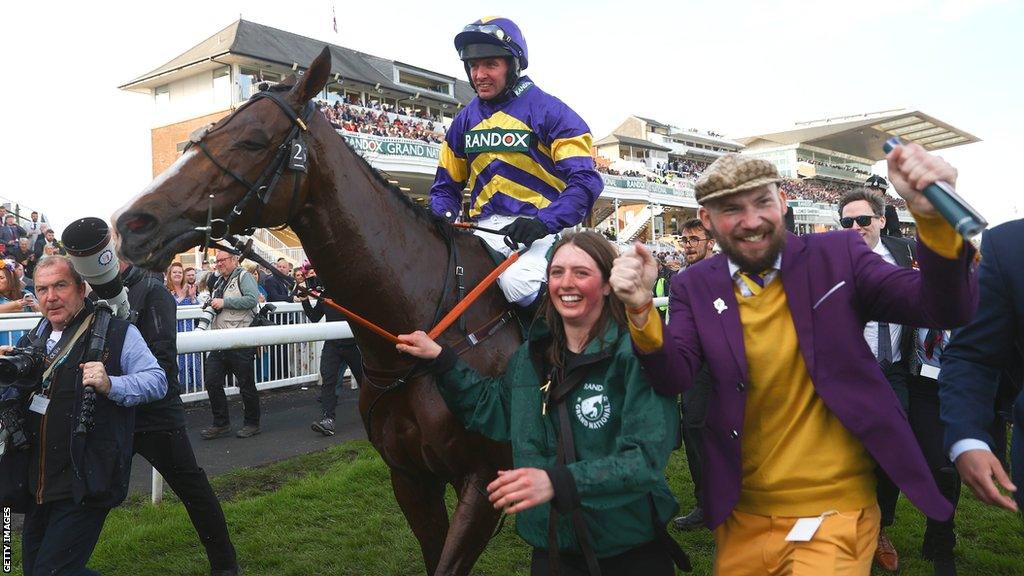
left=150, top=110, right=232, bottom=176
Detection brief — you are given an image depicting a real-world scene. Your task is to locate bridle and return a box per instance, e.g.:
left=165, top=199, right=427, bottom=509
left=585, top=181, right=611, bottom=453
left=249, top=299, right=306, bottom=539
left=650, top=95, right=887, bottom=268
left=183, top=88, right=316, bottom=249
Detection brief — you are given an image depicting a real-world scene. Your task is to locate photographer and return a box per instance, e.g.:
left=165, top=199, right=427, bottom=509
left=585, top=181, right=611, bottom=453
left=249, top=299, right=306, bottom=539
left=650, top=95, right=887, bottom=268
left=200, top=250, right=261, bottom=440
left=121, top=261, right=240, bottom=576
left=298, top=288, right=363, bottom=436
left=0, top=256, right=166, bottom=576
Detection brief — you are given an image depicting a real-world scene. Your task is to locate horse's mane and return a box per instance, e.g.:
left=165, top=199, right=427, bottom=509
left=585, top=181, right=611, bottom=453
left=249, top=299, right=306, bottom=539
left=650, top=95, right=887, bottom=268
left=317, top=107, right=458, bottom=232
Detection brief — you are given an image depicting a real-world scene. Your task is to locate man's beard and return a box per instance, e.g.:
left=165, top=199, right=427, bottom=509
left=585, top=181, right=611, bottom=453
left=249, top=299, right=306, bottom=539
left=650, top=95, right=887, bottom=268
left=710, top=222, right=787, bottom=274
left=684, top=248, right=707, bottom=265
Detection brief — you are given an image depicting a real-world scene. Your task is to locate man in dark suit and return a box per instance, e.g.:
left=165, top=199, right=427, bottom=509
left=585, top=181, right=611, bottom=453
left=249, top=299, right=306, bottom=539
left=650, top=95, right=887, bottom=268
left=940, top=218, right=1024, bottom=515
left=611, top=146, right=976, bottom=575
left=841, top=189, right=962, bottom=574
left=839, top=189, right=916, bottom=571
left=263, top=257, right=295, bottom=302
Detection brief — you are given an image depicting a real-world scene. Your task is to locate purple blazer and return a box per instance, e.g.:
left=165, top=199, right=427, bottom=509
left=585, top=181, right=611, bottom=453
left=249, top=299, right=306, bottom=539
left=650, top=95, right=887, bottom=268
left=639, top=230, right=977, bottom=528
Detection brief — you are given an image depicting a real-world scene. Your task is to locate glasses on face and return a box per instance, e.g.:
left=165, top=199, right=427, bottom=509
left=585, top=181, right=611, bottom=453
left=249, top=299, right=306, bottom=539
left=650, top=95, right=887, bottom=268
left=680, top=236, right=708, bottom=245
left=215, top=257, right=231, bottom=264
left=839, top=215, right=880, bottom=229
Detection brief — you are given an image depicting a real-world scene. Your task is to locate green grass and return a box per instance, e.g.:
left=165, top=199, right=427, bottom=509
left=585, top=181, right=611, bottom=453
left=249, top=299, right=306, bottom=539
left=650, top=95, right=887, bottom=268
left=10, top=441, right=1024, bottom=575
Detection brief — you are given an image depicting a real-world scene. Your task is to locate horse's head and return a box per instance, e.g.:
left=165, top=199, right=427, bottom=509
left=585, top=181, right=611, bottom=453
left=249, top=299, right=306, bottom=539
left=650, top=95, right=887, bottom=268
left=115, top=47, right=333, bottom=269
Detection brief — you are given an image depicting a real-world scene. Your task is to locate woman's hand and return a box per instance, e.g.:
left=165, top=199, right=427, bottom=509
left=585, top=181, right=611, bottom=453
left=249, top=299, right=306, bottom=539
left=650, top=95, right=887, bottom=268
left=486, top=468, right=554, bottom=514
left=395, top=330, right=442, bottom=360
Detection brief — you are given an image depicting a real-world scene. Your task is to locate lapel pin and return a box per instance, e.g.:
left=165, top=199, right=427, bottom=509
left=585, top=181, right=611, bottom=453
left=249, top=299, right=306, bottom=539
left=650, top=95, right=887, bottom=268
left=713, top=298, right=728, bottom=315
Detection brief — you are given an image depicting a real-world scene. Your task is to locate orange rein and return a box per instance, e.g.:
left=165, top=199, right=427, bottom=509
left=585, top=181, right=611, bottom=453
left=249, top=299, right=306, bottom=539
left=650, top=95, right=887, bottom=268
left=312, top=250, right=521, bottom=344
left=427, top=250, right=520, bottom=339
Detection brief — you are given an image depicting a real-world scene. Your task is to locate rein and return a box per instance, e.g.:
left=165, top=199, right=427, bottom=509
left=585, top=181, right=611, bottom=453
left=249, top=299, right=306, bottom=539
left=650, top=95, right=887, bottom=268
left=214, top=235, right=521, bottom=347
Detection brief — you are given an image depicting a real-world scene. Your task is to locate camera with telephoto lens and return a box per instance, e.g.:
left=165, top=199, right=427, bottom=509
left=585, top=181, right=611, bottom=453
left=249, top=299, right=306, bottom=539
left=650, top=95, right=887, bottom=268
left=195, top=274, right=230, bottom=331
left=0, top=346, right=46, bottom=383
left=194, top=302, right=217, bottom=331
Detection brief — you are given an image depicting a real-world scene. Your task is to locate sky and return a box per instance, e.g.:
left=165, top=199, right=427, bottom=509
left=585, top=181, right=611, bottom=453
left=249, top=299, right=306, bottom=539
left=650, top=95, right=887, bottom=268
left=1, top=0, right=1021, bottom=234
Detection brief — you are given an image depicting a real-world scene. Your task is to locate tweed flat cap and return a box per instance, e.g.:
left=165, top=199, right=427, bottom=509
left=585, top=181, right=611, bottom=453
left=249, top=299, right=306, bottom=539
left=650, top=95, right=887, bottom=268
left=695, top=154, right=781, bottom=204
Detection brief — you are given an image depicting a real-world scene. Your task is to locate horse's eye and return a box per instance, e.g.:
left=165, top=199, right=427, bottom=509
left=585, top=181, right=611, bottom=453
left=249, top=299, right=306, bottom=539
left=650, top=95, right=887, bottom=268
left=234, top=139, right=267, bottom=151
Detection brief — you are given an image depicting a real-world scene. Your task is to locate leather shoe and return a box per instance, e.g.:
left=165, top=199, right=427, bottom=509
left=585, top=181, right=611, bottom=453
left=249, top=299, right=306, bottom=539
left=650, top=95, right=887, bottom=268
left=211, top=567, right=241, bottom=576
left=235, top=424, right=261, bottom=438
left=200, top=425, right=231, bottom=440
left=874, top=530, right=899, bottom=572
left=672, top=507, right=705, bottom=531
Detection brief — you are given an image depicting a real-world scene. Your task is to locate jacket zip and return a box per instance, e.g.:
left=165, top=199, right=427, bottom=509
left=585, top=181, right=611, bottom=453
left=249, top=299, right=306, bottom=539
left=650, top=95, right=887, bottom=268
left=35, top=396, right=48, bottom=504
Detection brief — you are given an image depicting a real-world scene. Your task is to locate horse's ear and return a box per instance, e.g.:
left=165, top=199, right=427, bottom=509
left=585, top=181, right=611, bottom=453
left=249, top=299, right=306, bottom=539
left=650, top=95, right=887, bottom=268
left=292, top=46, right=332, bottom=105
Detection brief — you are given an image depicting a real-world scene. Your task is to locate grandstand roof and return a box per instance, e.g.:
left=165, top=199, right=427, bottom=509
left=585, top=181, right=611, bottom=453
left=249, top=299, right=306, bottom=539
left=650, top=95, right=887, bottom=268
left=735, top=109, right=980, bottom=161
left=594, top=133, right=672, bottom=152
left=635, top=116, right=671, bottom=129
left=120, top=20, right=475, bottom=105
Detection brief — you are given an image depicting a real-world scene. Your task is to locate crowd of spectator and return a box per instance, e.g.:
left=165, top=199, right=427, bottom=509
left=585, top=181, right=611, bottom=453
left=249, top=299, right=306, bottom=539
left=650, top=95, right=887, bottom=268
left=779, top=179, right=907, bottom=210
left=660, top=158, right=709, bottom=175
left=318, top=101, right=445, bottom=144
left=802, top=157, right=872, bottom=176
left=0, top=210, right=61, bottom=314
left=597, top=159, right=909, bottom=210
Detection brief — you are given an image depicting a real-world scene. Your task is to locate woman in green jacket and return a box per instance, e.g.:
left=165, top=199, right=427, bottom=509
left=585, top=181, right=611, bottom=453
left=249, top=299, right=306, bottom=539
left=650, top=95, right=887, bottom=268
left=397, top=231, right=686, bottom=576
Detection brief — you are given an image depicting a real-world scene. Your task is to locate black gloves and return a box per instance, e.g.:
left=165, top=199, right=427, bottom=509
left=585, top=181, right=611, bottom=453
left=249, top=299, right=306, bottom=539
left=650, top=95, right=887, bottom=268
left=501, top=217, right=550, bottom=248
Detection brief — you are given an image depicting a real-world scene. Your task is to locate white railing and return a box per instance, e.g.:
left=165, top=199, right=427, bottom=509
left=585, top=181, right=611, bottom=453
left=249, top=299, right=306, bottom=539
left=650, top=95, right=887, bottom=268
left=250, top=229, right=306, bottom=265
left=0, top=303, right=332, bottom=402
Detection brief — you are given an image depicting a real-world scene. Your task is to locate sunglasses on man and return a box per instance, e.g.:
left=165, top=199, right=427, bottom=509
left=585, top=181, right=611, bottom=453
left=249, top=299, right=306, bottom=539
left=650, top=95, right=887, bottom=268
left=839, top=215, right=880, bottom=229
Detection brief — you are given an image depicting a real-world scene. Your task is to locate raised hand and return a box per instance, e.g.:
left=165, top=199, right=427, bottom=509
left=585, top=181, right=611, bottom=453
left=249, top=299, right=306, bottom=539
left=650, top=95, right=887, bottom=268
left=610, top=241, right=658, bottom=309
left=886, top=142, right=958, bottom=217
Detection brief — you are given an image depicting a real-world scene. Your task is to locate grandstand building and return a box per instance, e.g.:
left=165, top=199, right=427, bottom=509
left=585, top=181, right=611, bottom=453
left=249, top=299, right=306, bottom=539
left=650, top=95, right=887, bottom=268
left=592, top=116, right=743, bottom=243
left=737, top=109, right=980, bottom=234
left=120, top=19, right=474, bottom=265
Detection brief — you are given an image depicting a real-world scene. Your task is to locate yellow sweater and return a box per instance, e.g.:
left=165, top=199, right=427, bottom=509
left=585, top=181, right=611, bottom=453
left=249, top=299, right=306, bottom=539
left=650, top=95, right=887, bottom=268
left=735, top=279, right=875, bottom=516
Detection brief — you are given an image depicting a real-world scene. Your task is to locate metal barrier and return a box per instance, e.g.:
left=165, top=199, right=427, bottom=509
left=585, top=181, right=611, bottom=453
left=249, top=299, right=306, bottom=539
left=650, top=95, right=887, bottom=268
left=0, top=302, right=335, bottom=403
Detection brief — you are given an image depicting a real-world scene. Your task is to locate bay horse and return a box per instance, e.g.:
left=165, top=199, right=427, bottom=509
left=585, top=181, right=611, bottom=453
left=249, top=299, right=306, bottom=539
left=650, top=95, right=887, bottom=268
left=115, top=47, right=519, bottom=575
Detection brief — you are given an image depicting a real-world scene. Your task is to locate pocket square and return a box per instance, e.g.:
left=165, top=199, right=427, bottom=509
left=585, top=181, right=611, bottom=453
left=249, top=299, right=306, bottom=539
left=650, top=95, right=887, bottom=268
left=812, top=281, right=846, bottom=310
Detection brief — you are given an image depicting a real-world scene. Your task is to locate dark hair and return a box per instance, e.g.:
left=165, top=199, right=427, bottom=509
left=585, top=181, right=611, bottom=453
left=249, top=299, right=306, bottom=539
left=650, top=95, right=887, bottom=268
left=680, top=218, right=707, bottom=235
left=837, top=188, right=885, bottom=217
left=538, top=231, right=626, bottom=369
left=883, top=204, right=903, bottom=237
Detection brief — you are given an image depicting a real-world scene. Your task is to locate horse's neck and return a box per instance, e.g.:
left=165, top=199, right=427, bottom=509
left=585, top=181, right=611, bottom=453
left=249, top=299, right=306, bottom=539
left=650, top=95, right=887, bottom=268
left=292, top=128, right=449, bottom=358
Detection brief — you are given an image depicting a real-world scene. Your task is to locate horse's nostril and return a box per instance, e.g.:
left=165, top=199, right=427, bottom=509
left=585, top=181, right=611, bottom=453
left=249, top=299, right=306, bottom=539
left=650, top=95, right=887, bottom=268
left=122, top=213, right=157, bottom=234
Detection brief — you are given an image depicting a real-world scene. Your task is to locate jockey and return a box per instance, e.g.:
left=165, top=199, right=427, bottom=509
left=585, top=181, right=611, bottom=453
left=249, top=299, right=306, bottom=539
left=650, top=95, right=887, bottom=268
left=430, top=16, right=603, bottom=309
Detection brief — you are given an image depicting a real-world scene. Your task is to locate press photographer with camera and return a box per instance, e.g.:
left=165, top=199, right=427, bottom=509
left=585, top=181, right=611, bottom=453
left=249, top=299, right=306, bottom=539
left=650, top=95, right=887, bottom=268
left=0, top=255, right=166, bottom=576
left=200, top=249, right=262, bottom=440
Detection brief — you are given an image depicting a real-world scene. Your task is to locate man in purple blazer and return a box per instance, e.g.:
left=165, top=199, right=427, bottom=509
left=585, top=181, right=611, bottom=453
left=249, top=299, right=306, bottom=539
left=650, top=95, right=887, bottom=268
left=610, top=145, right=977, bottom=575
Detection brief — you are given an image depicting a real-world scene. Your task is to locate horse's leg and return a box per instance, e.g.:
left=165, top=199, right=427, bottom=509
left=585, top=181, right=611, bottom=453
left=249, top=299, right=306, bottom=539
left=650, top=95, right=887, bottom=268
left=433, top=470, right=504, bottom=576
left=390, top=469, right=449, bottom=575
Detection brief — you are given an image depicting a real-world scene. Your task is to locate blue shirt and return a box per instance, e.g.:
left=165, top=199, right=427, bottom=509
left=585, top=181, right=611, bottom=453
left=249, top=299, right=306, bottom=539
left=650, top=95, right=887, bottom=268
left=38, top=318, right=167, bottom=408
left=107, top=324, right=167, bottom=407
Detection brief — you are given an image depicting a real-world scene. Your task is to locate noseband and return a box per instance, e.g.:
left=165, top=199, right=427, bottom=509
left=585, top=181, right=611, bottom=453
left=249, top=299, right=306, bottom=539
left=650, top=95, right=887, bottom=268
left=184, top=88, right=316, bottom=247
